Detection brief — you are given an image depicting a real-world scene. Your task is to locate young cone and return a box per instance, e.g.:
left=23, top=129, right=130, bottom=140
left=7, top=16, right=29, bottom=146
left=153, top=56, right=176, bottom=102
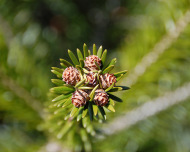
left=62, top=66, right=81, bottom=86
left=86, top=72, right=98, bottom=87
left=71, top=90, right=90, bottom=108
left=94, top=89, right=109, bottom=106
left=99, top=73, right=117, bottom=89
left=84, top=55, right=101, bottom=71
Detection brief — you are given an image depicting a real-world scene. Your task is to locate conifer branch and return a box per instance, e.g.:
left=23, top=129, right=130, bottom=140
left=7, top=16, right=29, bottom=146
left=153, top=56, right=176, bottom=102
left=100, top=82, right=190, bottom=137
left=123, top=10, right=190, bottom=87
left=0, top=16, right=46, bottom=119
left=99, top=9, right=190, bottom=137
left=0, top=69, right=45, bottom=119
left=0, top=15, right=13, bottom=45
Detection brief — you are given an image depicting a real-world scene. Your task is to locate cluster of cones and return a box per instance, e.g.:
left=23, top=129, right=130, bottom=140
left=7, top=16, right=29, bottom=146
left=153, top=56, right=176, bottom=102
left=62, top=55, right=117, bottom=108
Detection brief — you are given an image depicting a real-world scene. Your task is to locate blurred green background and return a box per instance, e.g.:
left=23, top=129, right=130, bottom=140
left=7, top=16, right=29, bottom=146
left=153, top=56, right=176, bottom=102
left=1, top=0, right=190, bottom=151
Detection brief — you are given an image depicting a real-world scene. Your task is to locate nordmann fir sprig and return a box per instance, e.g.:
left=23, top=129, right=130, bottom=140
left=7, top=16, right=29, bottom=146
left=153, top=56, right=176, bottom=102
left=49, top=43, right=129, bottom=140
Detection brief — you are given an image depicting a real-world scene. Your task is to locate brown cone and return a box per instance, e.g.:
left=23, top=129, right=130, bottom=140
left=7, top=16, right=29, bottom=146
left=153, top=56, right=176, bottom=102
left=84, top=55, right=101, bottom=71
left=85, top=72, right=98, bottom=87
left=62, top=66, right=80, bottom=86
left=99, top=73, right=117, bottom=89
left=71, top=90, right=90, bottom=108
left=94, top=89, right=109, bottom=106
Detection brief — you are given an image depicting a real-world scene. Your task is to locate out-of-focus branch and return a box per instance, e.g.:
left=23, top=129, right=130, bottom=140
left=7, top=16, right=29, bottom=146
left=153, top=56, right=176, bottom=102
left=123, top=10, right=190, bottom=87
left=38, top=141, right=71, bottom=152
left=0, top=15, right=71, bottom=152
left=0, top=15, right=46, bottom=119
left=0, top=70, right=46, bottom=119
left=100, top=82, right=190, bottom=136
left=0, top=15, right=13, bottom=44
left=0, top=16, right=71, bottom=152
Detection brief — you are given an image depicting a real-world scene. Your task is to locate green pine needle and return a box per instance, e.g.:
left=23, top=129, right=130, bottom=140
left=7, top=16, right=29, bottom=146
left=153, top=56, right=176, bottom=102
left=101, top=49, right=107, bottom=65
left=93, top=44, right=97, bottom=55
left=83, top=43, right=88, bottom=58
left=50, top=86, right=74, bottom=94
left=114, top=70, right=128, bottom=77
left=52, top=94, right=72, bottom=102
left=68, top=50, right=79, bottom=66
left=103, top=65, right=114, bottom=74
left=77, top=48, right=84, bottom=60
left=60, top=58, right=73, bottom=67
left=97, top=46, right=103, bottom=58
left=98, top=106, right=106, bottom=120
